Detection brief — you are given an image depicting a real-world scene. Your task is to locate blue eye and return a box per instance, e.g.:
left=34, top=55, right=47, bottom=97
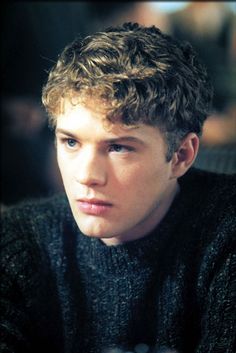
left=66, top=138, right=77, bottom=148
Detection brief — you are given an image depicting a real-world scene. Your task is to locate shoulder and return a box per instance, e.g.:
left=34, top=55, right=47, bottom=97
left=2, top=192, right=69, bottom=221
left=177, top=168, right=235, bottom=259
left=1, top=193, right=73, bottom=272
left=1, top=192, right=70, bottom=235
left=179, top=167, right=236, bottom=217
left=179, top=167, right=236, bottom=198
left=176, top=169, right=235, bottom=294
left=1, top=195, right=70, bottom=351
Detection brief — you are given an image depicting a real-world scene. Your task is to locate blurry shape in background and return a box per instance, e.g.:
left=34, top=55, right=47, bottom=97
left=149, top=2, right=189, bottom=13
left=164, top=1, right=236, bottom=173
left=86, top=2, right=170, bottom=32
left=168, top=2, right=236, bottom=118
left=1, top=96, right=63, bottom=206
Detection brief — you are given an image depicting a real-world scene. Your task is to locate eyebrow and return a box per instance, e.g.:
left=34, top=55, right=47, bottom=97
left=55, top=128, right=146, bottom=146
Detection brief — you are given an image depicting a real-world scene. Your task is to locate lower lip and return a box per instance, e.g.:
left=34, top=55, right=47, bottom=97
left=77, top=201, right=112, bottom=215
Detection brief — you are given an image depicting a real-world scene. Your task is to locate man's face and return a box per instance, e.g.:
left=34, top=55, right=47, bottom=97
left=56, top=101, right=179, bottom=245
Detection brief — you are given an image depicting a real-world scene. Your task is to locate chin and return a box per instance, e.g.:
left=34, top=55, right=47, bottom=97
left=75, top=221, right=113, bottom=238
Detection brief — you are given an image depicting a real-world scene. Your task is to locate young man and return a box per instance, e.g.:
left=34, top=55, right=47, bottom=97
left=1, top=22, right=235, bottom=353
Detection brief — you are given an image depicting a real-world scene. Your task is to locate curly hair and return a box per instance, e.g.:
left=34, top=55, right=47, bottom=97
left=42, top=22, right=213, bottom=160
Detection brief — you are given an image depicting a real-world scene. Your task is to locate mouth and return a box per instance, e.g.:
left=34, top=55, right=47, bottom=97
left=77, top=198, right=113, bottom=216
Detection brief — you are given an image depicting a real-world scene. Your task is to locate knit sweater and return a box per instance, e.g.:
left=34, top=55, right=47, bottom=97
left=1, top=168, right=235, bottom=353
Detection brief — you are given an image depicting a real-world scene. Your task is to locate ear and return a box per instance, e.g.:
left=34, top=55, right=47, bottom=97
left=170, top=133, right=199, bottom=178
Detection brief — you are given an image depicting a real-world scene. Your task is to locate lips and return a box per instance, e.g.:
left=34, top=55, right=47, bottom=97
left=77, top=198, right=113, bottom=216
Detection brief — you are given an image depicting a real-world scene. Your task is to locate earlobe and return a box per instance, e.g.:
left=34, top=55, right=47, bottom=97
left=171, top=133, right=199, bottom=178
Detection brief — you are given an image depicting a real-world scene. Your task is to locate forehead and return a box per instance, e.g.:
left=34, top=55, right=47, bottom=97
left=56, top=100, right=166, bottom=147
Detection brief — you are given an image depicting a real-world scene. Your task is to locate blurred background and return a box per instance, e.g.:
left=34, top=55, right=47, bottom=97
left=1, top=1, right=236, bottom=207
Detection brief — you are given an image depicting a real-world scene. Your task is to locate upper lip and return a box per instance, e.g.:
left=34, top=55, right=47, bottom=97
left=78, top=198, right=112, bottom=205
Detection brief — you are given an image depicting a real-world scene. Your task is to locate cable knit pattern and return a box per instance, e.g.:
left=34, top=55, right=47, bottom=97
left=1, top=168, right=235, bottom=353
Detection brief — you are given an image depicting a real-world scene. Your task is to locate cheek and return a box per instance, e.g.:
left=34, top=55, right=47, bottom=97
left=114, top=161, right=168, bottom=189
left=112, top=163, right=168, bottom=205
left=111, top=164, right=142, bottom=190
left=57, top=154, right=75, bottom=189
left=56, top=150, right=64, bottom=173
left=57, top=149, right=73, bottom=174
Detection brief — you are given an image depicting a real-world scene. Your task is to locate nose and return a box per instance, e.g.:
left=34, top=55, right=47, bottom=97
left=74, top=147, right=107, bottom=187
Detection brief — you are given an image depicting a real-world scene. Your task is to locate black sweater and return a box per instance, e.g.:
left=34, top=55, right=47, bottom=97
left=1, top=168, right=236, bottom=353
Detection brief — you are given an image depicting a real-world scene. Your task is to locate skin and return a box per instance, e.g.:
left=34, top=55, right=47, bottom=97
left=55, top=100, right=198, bottom=246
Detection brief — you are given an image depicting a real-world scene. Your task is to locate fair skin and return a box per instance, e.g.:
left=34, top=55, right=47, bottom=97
left=56, top=100, right=199, bottom=246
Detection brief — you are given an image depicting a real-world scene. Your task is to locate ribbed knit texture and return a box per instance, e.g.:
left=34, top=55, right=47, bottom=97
left=1, top=168, right=236, bottom=353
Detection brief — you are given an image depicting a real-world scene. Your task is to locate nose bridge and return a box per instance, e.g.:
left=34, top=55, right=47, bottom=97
left=75, top=145, right=106, bottom=186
